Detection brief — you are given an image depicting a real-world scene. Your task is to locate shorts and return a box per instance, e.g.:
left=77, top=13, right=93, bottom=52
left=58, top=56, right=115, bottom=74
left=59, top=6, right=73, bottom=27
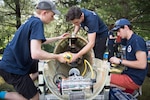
left=0, top=91, right=6, bottom=99
left=110, top=74, right=139, bottom=91
left=0, top=63, right=38, bottom=99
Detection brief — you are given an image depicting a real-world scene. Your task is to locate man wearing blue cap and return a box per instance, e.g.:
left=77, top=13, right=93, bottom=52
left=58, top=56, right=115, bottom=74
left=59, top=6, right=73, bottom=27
left=109, top=18, right=148, bottom=94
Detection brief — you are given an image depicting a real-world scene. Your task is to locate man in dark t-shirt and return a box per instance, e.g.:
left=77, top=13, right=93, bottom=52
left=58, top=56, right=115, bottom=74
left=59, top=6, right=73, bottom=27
left=66, top=6, right=108, bottom=62
left=0, top=0, right=69, bottom=99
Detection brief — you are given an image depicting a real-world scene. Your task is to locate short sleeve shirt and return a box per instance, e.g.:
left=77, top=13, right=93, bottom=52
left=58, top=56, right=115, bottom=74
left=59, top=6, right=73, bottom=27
left=81, top=9, right=108, bottom=37
left=122, top=33, right=148, bottom=85
left=0, top=16, right=46, bottom=75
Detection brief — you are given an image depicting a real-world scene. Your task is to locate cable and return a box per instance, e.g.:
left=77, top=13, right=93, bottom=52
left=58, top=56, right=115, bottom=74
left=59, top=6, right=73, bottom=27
left=84, top=59, right=94, bottom=79
left=81, top=60, right=87, bottom=76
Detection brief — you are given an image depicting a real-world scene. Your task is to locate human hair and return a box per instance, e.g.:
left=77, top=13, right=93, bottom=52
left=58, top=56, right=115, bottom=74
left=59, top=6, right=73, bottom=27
left=65, top=6, right=82, bottom=22
left=35, top=9, right=51, bottom=14
left=121, top=25, right=132, bottom=30
left=35, top=9, right=43, bottom=14
left=128, top=25, right=132, bottom=30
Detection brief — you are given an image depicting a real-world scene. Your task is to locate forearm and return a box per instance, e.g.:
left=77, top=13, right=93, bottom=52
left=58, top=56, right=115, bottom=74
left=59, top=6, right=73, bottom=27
left=31, top=49, right=58, bottom=60
left=121, top=59, right=147, bottom=69
left=76, top=33, right=95, bottom=58
left=31, top=40, right=66, bottom=63
left=73, top=25, right=80, bottom=35
left=76, top=42, right=94, bottom=58
left=43, top=37, right=60, bottom=44
left=110, top=50, right=147, bottom=69
left=123, top=51, right=147, bottom=69
left=44, top=33, right=70, bottom=44
left=110, top=57, right=147, bottom=69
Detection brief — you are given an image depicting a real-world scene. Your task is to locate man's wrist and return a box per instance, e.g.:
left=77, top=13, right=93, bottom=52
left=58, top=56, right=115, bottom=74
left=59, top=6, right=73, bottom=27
left=119, top=59, right=122, bottom=65
left=72, top=32, right=76, bottom=37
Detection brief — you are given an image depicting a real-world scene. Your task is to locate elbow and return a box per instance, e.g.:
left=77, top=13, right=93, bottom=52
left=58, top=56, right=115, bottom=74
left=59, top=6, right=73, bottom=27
left=88, top=42, right=95, bottom=48
left=31, top=53, right=38, bottom=59
left=91, top=43, right=95, bottom=48
left=141, top=64, right=147, bottom=69
left=92, top=44, right=95, bottom=48
left=139, top=62, right=147, bottom=69
left=31, top=51, right=40, bottom=59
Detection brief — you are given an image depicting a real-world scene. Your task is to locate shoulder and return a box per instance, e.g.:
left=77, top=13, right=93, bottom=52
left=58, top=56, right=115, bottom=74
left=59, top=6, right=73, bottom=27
left=27, top=16, right=43, bottom=27
left=33, top=16, right=42, bottom=22
left=28, top=16, right=42, bottom=24
left=130, top=34, right=147, bottom=51
left=132, top=34, right=145, bottom=42
left=82, top=9, right=97, bottom=16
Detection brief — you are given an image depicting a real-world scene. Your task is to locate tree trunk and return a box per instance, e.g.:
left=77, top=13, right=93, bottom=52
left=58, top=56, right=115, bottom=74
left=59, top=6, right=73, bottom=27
left=14, top=0, right=21, bottom=29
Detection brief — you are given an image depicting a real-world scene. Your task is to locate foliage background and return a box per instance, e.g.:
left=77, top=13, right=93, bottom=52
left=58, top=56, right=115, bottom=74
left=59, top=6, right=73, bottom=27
left=0, top=0, right=150, bottom=53
left=0, top=0, right=150, bottom=99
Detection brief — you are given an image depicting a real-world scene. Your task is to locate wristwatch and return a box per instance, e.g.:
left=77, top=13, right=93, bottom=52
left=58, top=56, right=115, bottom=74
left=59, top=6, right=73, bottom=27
left=119, top=59, right=122, bottom=65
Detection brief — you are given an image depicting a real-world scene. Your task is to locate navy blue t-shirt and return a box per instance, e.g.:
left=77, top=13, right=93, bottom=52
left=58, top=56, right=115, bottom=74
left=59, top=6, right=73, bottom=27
left=122, top=33, right=148, bottom=85
left=0, top=16, right=46, bottom=75
left=81, top=9, right=108, bottom=37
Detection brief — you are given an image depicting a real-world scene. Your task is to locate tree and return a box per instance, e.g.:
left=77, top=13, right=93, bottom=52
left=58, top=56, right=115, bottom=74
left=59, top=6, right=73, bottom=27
left=0, top=0, right=35, bottom=51
left=57, top=0, right=150, bottom=40
left=0, top=0, right=150, bottom=53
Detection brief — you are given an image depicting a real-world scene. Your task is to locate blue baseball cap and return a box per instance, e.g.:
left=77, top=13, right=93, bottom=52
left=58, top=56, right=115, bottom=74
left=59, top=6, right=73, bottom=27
left=112, top=18, right=131, bottom=31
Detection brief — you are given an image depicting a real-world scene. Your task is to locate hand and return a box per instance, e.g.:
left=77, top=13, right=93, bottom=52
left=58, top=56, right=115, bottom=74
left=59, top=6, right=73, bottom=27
left=58, top=33, right=70, bottom=39
left=69, top=53, right=81, bottom=63
left=109, top=57, right=121, bottom=65
left=56, top=53, right=67, bottom=63
left=62, top=52, right=78, bottom=63
left=56, top=52, right=74, bottom=63
left=63, top=52, right=73, bottom=63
